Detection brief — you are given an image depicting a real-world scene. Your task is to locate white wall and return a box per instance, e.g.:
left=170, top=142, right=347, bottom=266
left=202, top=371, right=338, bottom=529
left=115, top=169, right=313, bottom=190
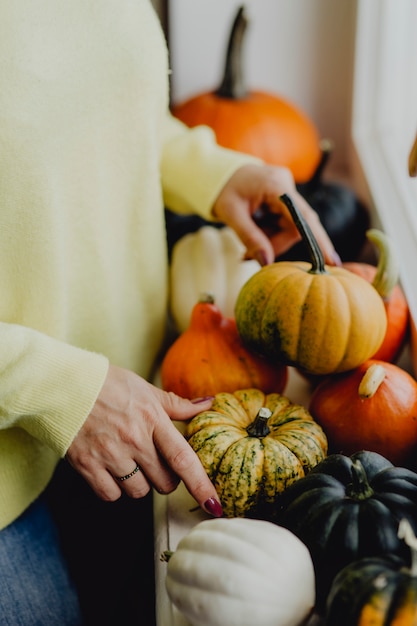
left=168, top=0, right=357, bottom=176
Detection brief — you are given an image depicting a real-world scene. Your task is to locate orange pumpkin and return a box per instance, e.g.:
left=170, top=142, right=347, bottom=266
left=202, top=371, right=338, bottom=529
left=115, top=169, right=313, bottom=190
left=309, top=359, right=417, bottom=467
left=171, top=6, right=321, bottom=184
left=160, top=294, right=288, bottom=398
left=343, top=230, right=409, bottom=363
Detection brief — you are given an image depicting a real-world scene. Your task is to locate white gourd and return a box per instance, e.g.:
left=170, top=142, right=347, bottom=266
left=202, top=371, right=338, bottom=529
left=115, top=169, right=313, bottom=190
left=164, top=517, right=315, bottom=626
left=169, top=226, right=260, bottom=332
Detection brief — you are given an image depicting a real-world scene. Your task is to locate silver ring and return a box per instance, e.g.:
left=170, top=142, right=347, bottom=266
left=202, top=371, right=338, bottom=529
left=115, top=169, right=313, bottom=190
left=115, top=464, right=141, bottom=482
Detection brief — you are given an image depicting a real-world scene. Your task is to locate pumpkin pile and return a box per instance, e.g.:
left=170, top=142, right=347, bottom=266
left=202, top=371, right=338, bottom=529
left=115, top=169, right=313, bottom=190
left=161, top=188, right=416, bottom=623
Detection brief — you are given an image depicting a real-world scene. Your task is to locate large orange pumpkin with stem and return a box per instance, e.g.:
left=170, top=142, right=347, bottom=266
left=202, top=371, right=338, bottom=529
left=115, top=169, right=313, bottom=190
left=171, top=6, right=321, bottom=184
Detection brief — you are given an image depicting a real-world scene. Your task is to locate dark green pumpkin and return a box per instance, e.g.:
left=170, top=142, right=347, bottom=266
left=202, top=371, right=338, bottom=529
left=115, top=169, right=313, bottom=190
left=274, top=450, right=417, bottom=610
left=325, top=519, right=417, bottom=625
left=292, top=140, right=370, bottom=262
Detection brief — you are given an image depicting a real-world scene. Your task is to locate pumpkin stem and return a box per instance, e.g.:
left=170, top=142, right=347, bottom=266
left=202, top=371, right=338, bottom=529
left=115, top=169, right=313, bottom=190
left=409, top=131, right=417, bottom=177
left=366, top=229, right=399, bottom=301
left=246, top=407, right=272, bottom=437
left=345, top=459, right=374, bottom=500
left=198, top=292, right=215, bottom=304
left=302, top=138, right=334, bottom=191
left=161, top=550, right=174, bottom=562
left=280, top=194, right=327, bottom=274
left=358, top=363, right=386, bottom=399
left=215, top=6, right=248, bottom=100
left=398, top=518, right=417, bottom=576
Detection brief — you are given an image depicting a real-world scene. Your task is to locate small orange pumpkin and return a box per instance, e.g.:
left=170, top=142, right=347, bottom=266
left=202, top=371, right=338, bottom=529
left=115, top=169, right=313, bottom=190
left=309, top=359, right=417, bottom=467
left=171, top=6, right=321, bottom=183
left=343, top=229, right=409, bottom=363
left=160, top=294, right=288, bottom=398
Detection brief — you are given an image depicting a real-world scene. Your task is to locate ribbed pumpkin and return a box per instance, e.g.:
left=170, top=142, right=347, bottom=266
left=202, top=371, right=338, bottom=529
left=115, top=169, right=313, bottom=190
left=325, top=519, right=417, bottom=626
left=186, top=387, right=328, bottom=518
left=309, top=359, right=417, bottom=467
left=161, top=294, right=288, bottom=398
left=169, top=226, right=261, bottom=333
left=172, top=6, right=321, bottom=184
left=235, top=194, right=388, bottom=375
left=343, top=229, right=410, bottom=363
left=163, top=518, right=316, bottom=626
left=275, top=450, right=417, bottom=609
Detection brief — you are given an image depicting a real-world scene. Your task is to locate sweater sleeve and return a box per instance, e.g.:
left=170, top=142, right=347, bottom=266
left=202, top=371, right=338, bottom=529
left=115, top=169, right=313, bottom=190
left=0, top=323, right=109, bottom=456
left=160, top=113, right=262, bottom=219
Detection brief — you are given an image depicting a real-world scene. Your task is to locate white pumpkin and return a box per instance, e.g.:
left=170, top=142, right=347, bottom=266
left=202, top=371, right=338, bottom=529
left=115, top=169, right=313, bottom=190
left=164, top=517, right=315, bottom=626
left=169, top=226, right=260, bottom=332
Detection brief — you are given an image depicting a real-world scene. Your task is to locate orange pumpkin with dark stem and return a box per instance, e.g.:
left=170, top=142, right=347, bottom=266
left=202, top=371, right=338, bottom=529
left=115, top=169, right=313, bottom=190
left=161, top=294, right=288, bottom=398
left=171, top=6, right=321, bottom=184
left=309, top=359, right=417, bottom=467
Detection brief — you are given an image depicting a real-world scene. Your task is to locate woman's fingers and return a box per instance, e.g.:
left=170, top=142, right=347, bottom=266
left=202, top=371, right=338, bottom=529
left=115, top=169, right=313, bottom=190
left=66, top=366, right=223, bottom=516
left=212, top=163, right=341, bottom=267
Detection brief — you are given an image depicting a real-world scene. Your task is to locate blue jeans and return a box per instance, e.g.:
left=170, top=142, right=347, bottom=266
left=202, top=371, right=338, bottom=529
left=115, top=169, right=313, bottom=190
left=45, top=461, right=156, bottom=626
left=0, top=497, right=84, bottom=626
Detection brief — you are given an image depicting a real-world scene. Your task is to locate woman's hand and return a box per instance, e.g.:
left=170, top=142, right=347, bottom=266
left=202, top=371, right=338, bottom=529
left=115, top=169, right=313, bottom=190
left=212, top=163, right=341, bottom=266
left=66, top=364, right=223, bottom=517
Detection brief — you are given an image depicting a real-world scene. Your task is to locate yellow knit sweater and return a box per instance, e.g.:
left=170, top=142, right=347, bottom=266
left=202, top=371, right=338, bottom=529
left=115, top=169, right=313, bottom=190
left=0, top=0, right=254, bottom=529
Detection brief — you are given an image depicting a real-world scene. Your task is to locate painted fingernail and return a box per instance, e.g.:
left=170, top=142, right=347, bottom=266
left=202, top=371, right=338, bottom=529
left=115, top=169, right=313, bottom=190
left=204, top=497, right=223, bottom=518
left=332, top=251, right=343, bottom=266
left=191, top=396, right=215, bottom=404
left=255, top=250, right=268, bottom=266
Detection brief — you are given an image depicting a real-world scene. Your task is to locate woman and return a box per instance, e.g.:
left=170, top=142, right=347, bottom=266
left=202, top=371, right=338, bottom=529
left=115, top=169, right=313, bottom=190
left=0, top=1, right=339, bottom=624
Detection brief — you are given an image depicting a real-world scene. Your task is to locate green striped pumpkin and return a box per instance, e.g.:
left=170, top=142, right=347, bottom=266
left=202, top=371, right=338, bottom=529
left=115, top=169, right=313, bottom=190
left=186, top=388, right=328, bottom=518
